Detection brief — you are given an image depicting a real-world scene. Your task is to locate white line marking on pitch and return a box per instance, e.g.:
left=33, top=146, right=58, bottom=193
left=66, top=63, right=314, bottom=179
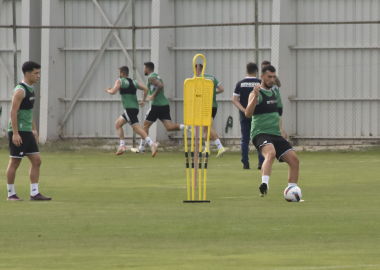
left=272, top=265, right=380, bottom=270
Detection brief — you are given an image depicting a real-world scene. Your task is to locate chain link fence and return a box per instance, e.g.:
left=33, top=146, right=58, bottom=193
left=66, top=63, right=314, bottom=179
left=1, top=0, right=379, bottom=153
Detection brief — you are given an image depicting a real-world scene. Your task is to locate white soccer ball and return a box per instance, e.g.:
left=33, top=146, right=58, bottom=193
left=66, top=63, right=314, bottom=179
left=284, top=186, right=302, bottom=202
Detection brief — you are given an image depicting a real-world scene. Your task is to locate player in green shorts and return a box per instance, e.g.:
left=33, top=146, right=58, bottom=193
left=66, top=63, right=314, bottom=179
left=137, top=62, right=189, bottom=153
left=195, top=64, right=226, bottom=158
left=245, top=65, right=300, bottom=198
left=6, top=61, right=51, bottom=201
left=105, top=66, right=158, bottom=157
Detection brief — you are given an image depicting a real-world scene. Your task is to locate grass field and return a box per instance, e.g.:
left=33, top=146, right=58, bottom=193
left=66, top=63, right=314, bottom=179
left=1, top=148, right=380, bottom=270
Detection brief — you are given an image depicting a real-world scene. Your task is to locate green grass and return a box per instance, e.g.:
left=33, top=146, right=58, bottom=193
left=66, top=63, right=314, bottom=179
left=1, top=148, right=380, bottom=270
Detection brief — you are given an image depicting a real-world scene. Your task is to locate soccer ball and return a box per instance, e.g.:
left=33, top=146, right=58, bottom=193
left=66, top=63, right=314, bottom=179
left=284, top=186, right=302, bottom=202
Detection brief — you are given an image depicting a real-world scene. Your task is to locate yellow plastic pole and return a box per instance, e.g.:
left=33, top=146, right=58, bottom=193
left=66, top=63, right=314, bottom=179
left=191, top=125, right=195, bottom=201
left=203, top=123, right=211, bottom=201
left=198, top=126, right=203, bottom=201
left=184, top=125, right=190, bottom=201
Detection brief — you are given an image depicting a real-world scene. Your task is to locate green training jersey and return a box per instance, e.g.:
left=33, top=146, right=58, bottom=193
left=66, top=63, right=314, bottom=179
left=119, top=77, right=139, bottom=109
left=272, top=85, right=283, bottom=108
left=8, top=83, right=35, bottom=132
left=250, top=88, right=282, bottom=140
left=201, top=73, right=220, bottom=108
left=146, top=73, right=169, bottom=106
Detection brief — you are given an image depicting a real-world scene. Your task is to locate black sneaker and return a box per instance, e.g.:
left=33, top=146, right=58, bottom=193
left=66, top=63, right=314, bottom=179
left=243, top=164, right=250, bottom=169
left=258, top=161, right=263, bottom=170
left=259, top=183, right=268, bottom=197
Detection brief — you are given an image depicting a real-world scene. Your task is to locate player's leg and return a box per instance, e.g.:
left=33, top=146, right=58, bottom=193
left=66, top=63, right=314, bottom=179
left=240, top=119, right=251, bottom=169
left=26, top=153, right=51, bottom=200
left=6, top=131, right=24, bottom=201
left=129, top=109, right=158, bottom=157
left=6, top=158, right=22, bottom=201
left=258, top=143, right=276, bottom=197
left=115, top=114, right=128, bottom=155
left=203, top=108, right=225, bottom=157
left=159, top=105, right=188, bottom=132
left=258, top=150, right=265, bottom=170
left=140, top=119, right=154, bottom=152
left=279, top=150, right=299, bottom=185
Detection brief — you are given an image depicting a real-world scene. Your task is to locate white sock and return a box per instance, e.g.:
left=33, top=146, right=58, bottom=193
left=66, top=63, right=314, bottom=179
left=204, top=141, right=208, bottom=151
left=214, top=139, right=223, bottom=150
left=7, top=184, right=15, bottom=197
left=145, top=137, right=154, bottom=147
left=120, top=140, right=125, bottom=147
left=180, top=124, right=185, bottom=130
left=288, top=183, right=297, bottom=187
left=262, top=175, right=270, bottom=188
left=31, top=183, right=39, bottom=196
left=139, top=139, right=146, bottom=150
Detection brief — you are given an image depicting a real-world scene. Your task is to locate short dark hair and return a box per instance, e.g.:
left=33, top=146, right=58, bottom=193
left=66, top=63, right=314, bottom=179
left=246, top=62, right=258, bottom=74
left=195, top=63, right=203, bottom=70
left=261, top=60, right=271, bottom=66
left=144, top=62, right=155, bottom=71
left=119, top=66, right=129, bottom=76
left=262, top=65, right=276, bottom=74
left=22, top=61, right=41, bottom=75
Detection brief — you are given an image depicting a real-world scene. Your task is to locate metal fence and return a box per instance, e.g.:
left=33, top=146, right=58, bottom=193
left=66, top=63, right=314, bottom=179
left=1, top=0, right=379, bottom=151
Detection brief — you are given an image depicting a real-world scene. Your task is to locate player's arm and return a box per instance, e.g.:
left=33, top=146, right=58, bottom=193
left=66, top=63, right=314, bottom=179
left=216, top=84, right=224, bottom=94
left=148, top=77, right=163, bottom=101
left=245, top=85, right=260, bottom=118
left=137, top=82, right=148, bottom=107
left=32, top=117, right=39, bottom=143
left=232, top=95, right=246, bottom=114
left=10, top=89, right=24, bottom=147
left=279, top=116, right=287, bottom=139
left=105, top=79, right=121, bottom=95
left=275, top=76, right=281, bottom=87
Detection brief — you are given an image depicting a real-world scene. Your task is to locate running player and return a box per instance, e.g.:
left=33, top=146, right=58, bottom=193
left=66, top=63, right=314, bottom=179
left=105, top=66, right=158, bottom=157
left=138, top=62, right=188, bottom=153
left=195, top=64, right=226, bottom=157
left=245, top=65, right=299, bottom=197
left=6, top=61, right=51, bottom=201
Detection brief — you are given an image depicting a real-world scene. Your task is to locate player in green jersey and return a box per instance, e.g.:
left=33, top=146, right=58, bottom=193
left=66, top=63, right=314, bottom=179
left=137, top=62, right=189, bottom=153
left=245, top=65, right=300, bottom=198
left=6, top=61, right=51, bottom=201
left=195, top=64, right=226, bottom=158
left=105, top=66, right=158, bottom=157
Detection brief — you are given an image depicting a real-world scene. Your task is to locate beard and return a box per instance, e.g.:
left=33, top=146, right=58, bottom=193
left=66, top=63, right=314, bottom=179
left=144, top=72, right=148, bottom=76
left=264, top=82, right=273, bottom=89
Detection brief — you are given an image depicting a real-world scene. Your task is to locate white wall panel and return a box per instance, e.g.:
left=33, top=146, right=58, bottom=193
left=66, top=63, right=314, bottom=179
left=295, top=0, right=380, bottom=137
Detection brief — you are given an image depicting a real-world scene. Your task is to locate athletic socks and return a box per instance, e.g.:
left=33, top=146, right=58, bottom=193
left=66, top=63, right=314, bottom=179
left=145, top=137, right=154, bottom=147
left=214, top=139, right=223, bottom=150
left=204, top=142, right=208, bottom=151
left=7, top=184, right=15, bottom=197
left=139, top=139, right=146, bottom=151
left=288, top=183, right=297, bottom=187
left=262, top=175, right=270, bottom=188
left=120, top=140, right=125, bottom=147
left=31, top=183, right=39, bottom=196
left=180, top=124, right=185, bottom=130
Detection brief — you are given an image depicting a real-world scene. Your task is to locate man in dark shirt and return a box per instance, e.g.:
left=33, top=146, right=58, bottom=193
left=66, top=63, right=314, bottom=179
left=232, top=63, right=261, bottom=169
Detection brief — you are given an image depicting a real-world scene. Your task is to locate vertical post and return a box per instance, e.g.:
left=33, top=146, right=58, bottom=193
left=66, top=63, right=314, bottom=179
left=254, top=0, right=259, bottom=73
left=132, top=0, right=137, bottom=147
left=194, top=126, right=199, bottom=188
left=12, top=0, right=18, bottom=85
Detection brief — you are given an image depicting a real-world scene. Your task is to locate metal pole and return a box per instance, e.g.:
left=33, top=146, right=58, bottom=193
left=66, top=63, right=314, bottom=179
left=12, top=0, right=18, bottom=85
left=132, top=0, right=137, bottom=148
left=254, top=0, right=259, bottom=73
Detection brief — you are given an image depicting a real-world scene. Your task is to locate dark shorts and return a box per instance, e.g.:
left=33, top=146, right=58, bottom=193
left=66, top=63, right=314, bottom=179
left=212, top=107, right=217, bottom=119
left=252, top=133, right=293, bottom=162
left=121, top=108, right=139, bottom=126
left=145, top=105, right=172, bottom=123
left=8, top=131, right=39, bottom=158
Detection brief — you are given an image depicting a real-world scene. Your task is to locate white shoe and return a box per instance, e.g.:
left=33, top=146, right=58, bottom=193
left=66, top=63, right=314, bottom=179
left=151, top=142, right=158, bottom=157
left=116, top=145, right=127, bottom=155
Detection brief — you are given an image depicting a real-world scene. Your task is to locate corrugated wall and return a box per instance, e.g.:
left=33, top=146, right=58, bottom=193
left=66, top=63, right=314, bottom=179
left=62, top=0, right=151, bottom=137
left=0, top=0, right=22, bottom=136
left=295, top=0, right=380, bottom=138
left=173, top=0, right=272, bottom=139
